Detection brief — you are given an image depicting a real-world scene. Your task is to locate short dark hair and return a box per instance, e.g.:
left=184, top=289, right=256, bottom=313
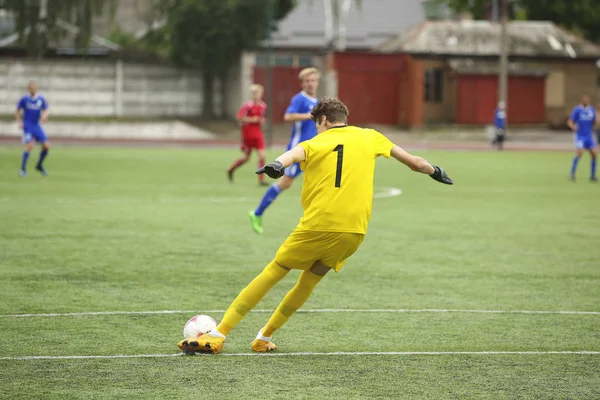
left=311, top=97, right=349, bottom=124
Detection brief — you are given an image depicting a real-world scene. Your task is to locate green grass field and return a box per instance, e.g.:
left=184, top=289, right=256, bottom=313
left=0, top=145, right=599, bottom=399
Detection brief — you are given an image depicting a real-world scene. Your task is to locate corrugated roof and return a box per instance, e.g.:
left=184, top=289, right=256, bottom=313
left=378, top=20, right=600, bottom=59
left=268, top=0, right=426, bottom=49
left=448, top=58, right=550, bottom=76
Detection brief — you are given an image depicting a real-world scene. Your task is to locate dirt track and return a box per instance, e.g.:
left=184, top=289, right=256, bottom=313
left=0, top=135, right=573, bottom=152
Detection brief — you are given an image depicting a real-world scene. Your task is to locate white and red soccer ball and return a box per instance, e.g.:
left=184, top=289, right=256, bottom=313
left=183, top=315, right=217, bottom=338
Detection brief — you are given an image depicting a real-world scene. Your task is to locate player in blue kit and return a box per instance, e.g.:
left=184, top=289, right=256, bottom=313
left=568, top=95, right=597, bottom=181
left=16, top=81, right=50, bottom=177
left=248, top=68, right=320, bottom=234
left=596, top=103, right=600, bottom=144
left=491, top=101, right=506, bottom=150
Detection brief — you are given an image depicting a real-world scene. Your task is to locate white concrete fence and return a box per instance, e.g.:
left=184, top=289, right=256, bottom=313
left=0, top=59, right=212, bottom=118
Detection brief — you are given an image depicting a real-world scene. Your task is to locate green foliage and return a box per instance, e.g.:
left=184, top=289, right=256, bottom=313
left=2, top=0, right=117, bottom=57
left=105, top=28, right=137, bottom=48
left=436, top=0, right=489, bottom=19
left=105, top=27, right=170, bottom=59
left=518, top=0, right=600, bottom=42
left=440, top=0, right=600, bottom=41
left=166, top=0, right=295, bottom=68
left=161, top=0, right=295, bottom=118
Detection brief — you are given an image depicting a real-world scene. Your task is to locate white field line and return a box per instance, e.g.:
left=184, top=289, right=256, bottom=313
left=1, top=308, right=599, bottom=318
left=1, top=351, right=599, bottom=361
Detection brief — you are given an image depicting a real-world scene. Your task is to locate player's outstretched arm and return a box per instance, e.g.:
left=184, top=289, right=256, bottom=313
left=390, top=145, right=453, bottom=185
left=283, top=112, right=312, bottom=122
left=256, top=145, right=306, bottom=179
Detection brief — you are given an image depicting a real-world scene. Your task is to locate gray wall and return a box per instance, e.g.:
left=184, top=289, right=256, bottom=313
left=0, top=59, right=206, bottom=117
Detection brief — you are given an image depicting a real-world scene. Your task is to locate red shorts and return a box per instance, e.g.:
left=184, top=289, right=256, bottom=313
left=242, top=135, right=265, bottom=152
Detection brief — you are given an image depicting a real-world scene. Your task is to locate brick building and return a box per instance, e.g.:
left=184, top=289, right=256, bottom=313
left=378, top=20, right=600, bottom=127
left=249, top=7, right=600, bottom=128
left=244, top=0, right=426, bottom=123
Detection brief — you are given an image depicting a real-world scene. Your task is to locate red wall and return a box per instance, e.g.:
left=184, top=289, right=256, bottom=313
left=399, top=57, right=425, bottom=127
left=254, top=53, right=407, bottom=126
left=507, top=77, right=546, bottom=124
left=253, top=67, right=304, bottom=124
left=456, top=76, right=497, bottom=124
left=457, top=75, right=546, bottom=124
left=335, top=52, right=406, bottom=125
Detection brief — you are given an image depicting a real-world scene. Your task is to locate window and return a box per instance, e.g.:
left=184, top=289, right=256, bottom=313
left=274, top=55, right=293, bottom=66
left=298, top=56, right=313, bottom=67
left=424, top=70, right=431, bottom=102
left=255, top=54, right=269, bottom=67
left=255, top=54, right=295, bottom=67
left=424, top=68, right=444, bottom=103
left=433, top=68, right=444, bottom=103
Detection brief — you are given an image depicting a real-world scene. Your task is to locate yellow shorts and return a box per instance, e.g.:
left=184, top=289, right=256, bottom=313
left=275, top=229, right=365, bottom=273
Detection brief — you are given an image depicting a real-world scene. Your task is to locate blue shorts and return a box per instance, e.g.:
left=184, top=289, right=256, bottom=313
left=575, top=135, right=596, bottom=150
left=23, top=124, right=48, bottom=144
left=284, top=162, right=303, bottom=178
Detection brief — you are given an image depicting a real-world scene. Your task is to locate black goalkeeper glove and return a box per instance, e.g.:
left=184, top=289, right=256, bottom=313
left=256, top=160, right=285, bottom=179
left=429, top=166, right=453, bottom=185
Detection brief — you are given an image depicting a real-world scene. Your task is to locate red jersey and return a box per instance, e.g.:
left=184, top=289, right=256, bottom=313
left=237, top=101, right=266, bottom=138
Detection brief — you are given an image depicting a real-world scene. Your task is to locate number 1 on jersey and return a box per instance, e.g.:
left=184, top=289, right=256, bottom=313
left=333, top=144, right=343, bottom=188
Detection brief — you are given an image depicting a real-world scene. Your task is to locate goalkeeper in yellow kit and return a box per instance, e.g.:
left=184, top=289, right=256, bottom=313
left=179, top=97, right=453, bottom=354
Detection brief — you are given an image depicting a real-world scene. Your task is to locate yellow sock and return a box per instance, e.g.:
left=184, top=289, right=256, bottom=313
left=262, top=269, right=323, bottom=337
left=217, top=260, right=288, bottom=336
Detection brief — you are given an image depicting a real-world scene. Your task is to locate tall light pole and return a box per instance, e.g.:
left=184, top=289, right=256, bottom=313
left=266, top=0, right=274, bottom=148
left=323, top=0, right=333, bottom=48
left=337, top=0, right=352, bottom=51
left=491, top=0, right=499, bottom=22
left=498, top=0, right=509, bottom=116
left=38, top=0, right=48, bottom=59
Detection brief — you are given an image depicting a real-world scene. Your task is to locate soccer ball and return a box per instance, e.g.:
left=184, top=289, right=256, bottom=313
left=183, top=315, right=217, bottom=338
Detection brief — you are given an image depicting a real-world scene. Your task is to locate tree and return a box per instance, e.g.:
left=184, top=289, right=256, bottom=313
left=2, top=0, right=117, bottom=57
left=437, top=0, right=489, bottom=19
left=436, top=0, right=518, bottom=20
left=517, top=0, right=600, bottom=42
left=161, top=0, right=295, bottom=119
left=440, top=0, right=600, bottom=42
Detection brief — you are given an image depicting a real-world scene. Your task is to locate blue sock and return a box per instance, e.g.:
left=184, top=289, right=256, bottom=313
left=255, top=183, right=282, bottom=216
left=21, top=151, right=29, bottom=171
left=37, top=148, right=48, bottom=168
left=592, top=158, right=597, bottom=178
left=570, top=156, right=580, bottom=177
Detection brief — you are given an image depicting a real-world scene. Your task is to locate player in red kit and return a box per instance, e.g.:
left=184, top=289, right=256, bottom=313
left=228, top=84, right=268, bottom=185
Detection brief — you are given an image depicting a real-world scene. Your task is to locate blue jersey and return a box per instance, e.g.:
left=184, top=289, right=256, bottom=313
left=494, top=108, right=506, bottom=129
left=17, top=95, right=48, bottom=126
left=285, top=91, right=318, bottom=150
left=570, top=105, right=596, bottom=137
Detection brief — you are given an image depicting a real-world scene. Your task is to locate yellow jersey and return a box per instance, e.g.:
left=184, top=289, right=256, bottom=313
left=297, top=125, right=395, bottom=235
